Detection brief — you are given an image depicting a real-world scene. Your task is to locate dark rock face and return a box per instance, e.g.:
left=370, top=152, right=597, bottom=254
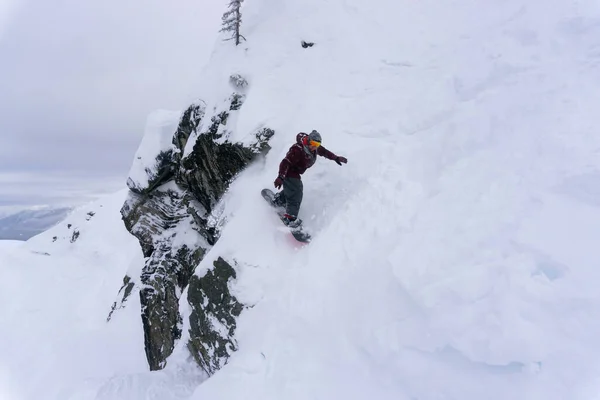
left=107, top=275, right=135, bottom=322
left=122, top=186, right=205, bottom=370
left=181, top=133, right=256, bottom=215
left=229, top=74, right=248, bottom=89
left=140, top=243, right=206, bottom=370
left=187, top=257, right=243, bottom=375
left=173, top=102, right=206, bottom=158
left=118, top=77, right=273, bottom=372
left=70, top=229, right=80, bottom=243
left=126, top=149, right=178, bottom=196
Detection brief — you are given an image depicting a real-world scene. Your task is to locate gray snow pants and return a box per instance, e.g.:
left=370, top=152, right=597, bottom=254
left=275, top=177, right=303, bottom=218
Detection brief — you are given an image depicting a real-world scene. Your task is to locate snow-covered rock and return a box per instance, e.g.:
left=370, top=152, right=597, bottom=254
left=126, top=110, right=182, bottom=194
left=120, top=82, right=274, bottom=371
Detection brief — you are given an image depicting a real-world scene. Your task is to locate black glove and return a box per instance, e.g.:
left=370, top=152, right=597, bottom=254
left=335, top=156, right=348, bottom=166
left=274, top=176, right=284, bottom=189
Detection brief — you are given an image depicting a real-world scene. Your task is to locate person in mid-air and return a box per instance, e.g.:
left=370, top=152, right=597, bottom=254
left=273, top=130, right=348, bottom=227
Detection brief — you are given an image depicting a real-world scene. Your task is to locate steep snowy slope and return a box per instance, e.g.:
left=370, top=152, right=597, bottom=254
left=173, top=0, right=600, bottom=399
left=0, top=190, right=146, bottom=400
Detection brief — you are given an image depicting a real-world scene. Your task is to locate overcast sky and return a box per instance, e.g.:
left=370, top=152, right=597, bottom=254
left=0, top=0, right=223, bottom=213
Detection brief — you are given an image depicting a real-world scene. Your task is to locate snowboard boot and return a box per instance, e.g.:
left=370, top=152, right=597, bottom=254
left=273, top=192, right=286, bottom=208
left=283, top=213, right=302, bottom=229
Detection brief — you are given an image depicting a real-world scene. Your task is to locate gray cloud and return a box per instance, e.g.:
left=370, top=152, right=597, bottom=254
left=0, top=0, right=224, bottom=209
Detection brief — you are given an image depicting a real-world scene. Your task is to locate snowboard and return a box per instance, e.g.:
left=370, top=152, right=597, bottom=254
left=261, top=188, right=311, bottom=243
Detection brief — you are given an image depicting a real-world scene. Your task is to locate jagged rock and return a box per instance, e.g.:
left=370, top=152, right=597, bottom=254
left=126, top=149, right=177, bottom=195
left=301, top=40, right=315, bottom=48
left=209, top=111, right=229, bottom=140
left=181, top=133, right=256, bottom=215
left=229, top=93, right=245, bottom=111
left=187, top=257, right=243, bottom=375
left=107, top=275, right=135, bottom=322
left=141, top=243, right=206, bottom=370
left=121, top=189, right=179, bottom=258
left=173, top=101, right=206, bottom=156
left=229, top=74, right=248, bottom=89
left=250, top=127, right=275, bottom=154
left=119, top=84, right=274, bottom=372
left=121, top=183, right=211, bottom=371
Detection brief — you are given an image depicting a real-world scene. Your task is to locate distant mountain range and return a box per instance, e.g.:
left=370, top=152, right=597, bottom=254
left=0, top=207, right=72, bottom=240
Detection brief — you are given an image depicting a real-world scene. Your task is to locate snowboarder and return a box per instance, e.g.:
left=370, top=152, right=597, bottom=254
left=273, top=130, right=348, bottom=227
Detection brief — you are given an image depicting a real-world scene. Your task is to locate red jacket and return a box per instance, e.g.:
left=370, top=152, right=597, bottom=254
left=278, top=133, right=338, bottom=179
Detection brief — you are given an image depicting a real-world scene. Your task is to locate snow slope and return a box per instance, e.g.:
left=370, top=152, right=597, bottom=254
left=0, top=240, right=24, bottom=249
left=4, top=0, right=600, bottom=399
left=183, top=0, right=600, bottom=399
left=0, top=190, right=146, bottom=400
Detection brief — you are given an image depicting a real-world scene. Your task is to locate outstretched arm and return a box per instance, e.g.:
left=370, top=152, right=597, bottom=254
left=317, top=146, right=337, bottom=160
left=318, top=146, right=347, bottom=165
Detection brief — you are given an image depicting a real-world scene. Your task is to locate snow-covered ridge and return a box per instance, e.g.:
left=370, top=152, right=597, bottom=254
left=117, top=63, right=274, bottom=375
left=0, top=190, right=145, bottom=400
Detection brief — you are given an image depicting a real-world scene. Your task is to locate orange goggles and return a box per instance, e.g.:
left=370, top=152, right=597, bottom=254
left=309, top=140, right=321, bottom=148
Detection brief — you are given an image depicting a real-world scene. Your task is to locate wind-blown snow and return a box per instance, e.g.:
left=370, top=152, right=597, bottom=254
left=3, top=0, right=600, bottom=399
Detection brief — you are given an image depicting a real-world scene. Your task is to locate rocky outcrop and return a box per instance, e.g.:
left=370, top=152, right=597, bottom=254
left=107, top=275, right=135, bottom=322
left=140, top=241, right=206, bottom=370
left=180, top=128, right=256, bottom=215
left=123, top=186, right=209, bottom=370
left=173, top=102, right=206, bottom=158
left=118, top=76, right=273, bottom=372
left=187, top=257, right=243, bottom=374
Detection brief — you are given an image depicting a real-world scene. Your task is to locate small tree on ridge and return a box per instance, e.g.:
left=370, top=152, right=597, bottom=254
left=220, top=0, right=245, bottom=46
